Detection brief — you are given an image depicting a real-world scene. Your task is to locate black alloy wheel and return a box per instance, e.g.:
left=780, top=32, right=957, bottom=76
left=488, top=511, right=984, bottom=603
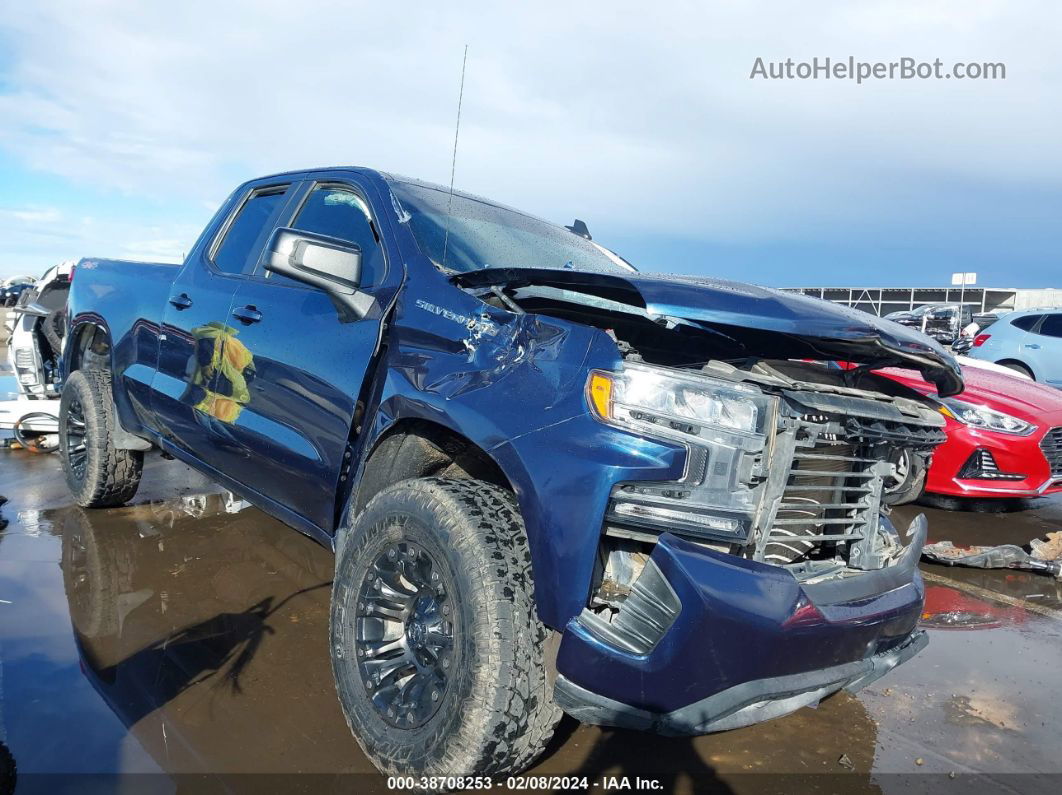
left=355, top=540, right=455, bottom=728
left=64, top=397, right=88, bottom=482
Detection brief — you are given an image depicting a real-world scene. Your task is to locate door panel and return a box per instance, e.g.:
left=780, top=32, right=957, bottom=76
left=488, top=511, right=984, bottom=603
left=151, top=262, right=243, bottom=464
left=211, top=180, right=389, bottom=531
left=210, top=283, right=379, bottom=529
left=150, top=184, right=292, bottom=467
left=1027, top=314, right=1062, bottom=384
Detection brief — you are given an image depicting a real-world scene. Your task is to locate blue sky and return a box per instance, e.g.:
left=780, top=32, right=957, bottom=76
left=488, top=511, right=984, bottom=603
left=1, top=1, right=1060, bottom=287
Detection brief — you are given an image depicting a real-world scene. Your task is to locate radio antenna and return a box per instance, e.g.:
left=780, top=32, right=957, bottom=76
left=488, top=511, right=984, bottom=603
left=442, top=44, right=468, bottom=269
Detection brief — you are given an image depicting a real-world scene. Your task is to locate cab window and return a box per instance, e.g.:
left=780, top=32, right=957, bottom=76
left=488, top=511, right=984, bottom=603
left=289, top=184, right=384, bottom=286
left=212, top=186, right=289, bottom=274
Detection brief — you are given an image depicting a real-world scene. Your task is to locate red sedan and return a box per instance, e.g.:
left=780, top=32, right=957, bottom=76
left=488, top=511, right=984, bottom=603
left=879, top=364, right=1062, bottom=499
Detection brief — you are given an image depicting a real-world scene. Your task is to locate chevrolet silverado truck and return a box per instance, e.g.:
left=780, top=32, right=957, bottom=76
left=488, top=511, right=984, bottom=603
left=58, top=167, right=959, bottom=779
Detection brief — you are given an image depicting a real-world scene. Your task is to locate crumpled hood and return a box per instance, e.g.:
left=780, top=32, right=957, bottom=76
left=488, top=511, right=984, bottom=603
left=454, top=267, right=964, bottom=396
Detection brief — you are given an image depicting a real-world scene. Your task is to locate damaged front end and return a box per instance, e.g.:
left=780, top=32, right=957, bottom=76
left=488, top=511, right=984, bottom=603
left=459, top=267, right=950, bottom=579
left=588, top=358, right=945, bottom=576
left=457, top=266, right=952, bottom=731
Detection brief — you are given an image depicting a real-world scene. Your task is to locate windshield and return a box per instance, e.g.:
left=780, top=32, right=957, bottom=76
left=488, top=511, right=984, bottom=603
left=389, top=180, right=635, bottom=274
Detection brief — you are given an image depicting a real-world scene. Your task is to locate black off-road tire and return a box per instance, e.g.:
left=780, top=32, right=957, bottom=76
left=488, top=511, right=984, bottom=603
left=59, top=370, right=143, bottom=508
left=41, top=308, right=66, bottom=354
left=331, top=477, right=561, bottom=780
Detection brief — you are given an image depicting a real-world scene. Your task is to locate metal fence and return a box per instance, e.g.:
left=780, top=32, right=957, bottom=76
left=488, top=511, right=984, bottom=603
left=780, top=287, right=1062, bottom=317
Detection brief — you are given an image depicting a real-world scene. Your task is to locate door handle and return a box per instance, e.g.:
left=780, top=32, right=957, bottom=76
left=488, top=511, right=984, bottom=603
left=232, top=305, right=263, bottom=324
left=1024, top=343, right=1041, bottom=349
left=168, top=293, right=193, bottom=310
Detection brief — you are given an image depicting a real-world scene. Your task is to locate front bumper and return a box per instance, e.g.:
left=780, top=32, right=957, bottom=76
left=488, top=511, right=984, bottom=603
left=556, top=629, right=927, bottom=734
left=553, top=515, right=928, bottom=734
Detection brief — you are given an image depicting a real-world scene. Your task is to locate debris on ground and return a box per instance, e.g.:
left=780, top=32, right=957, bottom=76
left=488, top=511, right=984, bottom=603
left=1030, top=531, right=1062, bottom=561
left=837, top=754, right=854, bottom=770
left=922, top=537, right=1062, bottom=579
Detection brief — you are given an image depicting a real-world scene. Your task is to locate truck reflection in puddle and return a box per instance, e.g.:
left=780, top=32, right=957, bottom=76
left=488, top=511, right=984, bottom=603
left=64, top=510, right=328, bottom=716
left=45, top=490, right=889, bottom=785
left=52, top=494, right=376, bottom=777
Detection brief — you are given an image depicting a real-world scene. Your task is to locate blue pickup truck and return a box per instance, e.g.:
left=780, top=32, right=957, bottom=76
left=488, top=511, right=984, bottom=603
left=59, top=167, right=959, bottom=779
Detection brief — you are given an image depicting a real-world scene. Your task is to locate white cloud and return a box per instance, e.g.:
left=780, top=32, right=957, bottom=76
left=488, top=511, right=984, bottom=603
left=1, top=207, right=63, bottom=224
left=0, top=205, right=200, bottom=277
left=0, top=0, right=1060, bottom=269
left=120, top=238, right=187, bottom=262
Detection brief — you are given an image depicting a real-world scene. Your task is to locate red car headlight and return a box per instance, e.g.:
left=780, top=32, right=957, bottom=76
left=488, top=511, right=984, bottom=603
left=939, top=398, right=1036, bottom=436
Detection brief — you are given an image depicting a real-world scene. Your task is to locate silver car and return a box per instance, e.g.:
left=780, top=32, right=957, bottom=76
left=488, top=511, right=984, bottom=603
left=968, top=309, right=1062, bottom=387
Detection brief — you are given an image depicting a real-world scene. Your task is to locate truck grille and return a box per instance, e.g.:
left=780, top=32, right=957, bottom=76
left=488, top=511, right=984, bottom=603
left=1041, top=427, right=1062, bottom=479
left=760, top=442, right=880, bottom=564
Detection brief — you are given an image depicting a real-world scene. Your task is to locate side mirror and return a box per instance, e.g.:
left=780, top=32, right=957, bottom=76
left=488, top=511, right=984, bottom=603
left=11, top=301, right=50, bottom=318
left=264, top=228, right=376, bottom=320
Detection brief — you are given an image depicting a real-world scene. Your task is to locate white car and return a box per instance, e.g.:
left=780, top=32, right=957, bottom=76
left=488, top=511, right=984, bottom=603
left=1, top=261, right=75, bottom=447
left=955, top=354, right=1032, bottom=379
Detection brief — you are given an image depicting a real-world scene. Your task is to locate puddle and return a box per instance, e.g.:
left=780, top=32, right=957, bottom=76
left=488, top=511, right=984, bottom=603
left=0, top=452, right=1061, bottom=791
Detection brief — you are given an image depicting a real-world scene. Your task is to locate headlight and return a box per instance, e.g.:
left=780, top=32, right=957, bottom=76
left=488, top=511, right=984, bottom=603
left=939, top=398, right=1036, bottom=436
left=587, top=362, right=771, bottom=437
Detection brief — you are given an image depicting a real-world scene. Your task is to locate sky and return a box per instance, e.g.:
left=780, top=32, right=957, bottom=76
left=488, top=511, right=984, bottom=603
left=0, top=0, right=1059, bottom=287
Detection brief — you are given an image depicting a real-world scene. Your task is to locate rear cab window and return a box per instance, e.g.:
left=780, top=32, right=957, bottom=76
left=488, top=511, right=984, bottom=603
left=211, top=186, right=290, bottom=274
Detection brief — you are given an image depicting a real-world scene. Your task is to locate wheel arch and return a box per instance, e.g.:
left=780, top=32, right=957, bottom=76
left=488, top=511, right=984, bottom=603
left=63, top=317, right=151, bottom=451
left=350, top=418, right=515, bottom=517
left=65, top=316, right=115, bottom=375
left=338, top=405, right=606, bottom=631
left=994, top=358, right=1037, bottom=379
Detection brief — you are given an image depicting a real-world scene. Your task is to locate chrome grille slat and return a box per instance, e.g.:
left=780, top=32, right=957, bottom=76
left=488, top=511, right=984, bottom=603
left=782, top=484, right=873, bottom=492
left=793, top=453, right=878, bottom=464
left=788, top=469, right=877, bottom=479
left=776, top=502, right=866, bottom=511
left=758, top=433, right=877, bottom=563
left=780, top=533, right=867, bottom=542
left=771, top=517, right=868, bottom=526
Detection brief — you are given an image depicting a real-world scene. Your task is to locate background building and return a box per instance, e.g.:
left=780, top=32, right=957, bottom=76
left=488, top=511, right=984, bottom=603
left=781, top=287, right=1062, bottom=317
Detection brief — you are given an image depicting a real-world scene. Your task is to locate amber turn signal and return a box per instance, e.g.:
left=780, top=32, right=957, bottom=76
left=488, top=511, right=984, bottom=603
left=587, top=372, right=614, bottom=419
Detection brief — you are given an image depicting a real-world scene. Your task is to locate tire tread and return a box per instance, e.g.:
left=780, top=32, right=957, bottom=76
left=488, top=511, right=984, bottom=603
left=332, top=477, right=561, bottom=779
left=60, top=369, right=143, bottom=508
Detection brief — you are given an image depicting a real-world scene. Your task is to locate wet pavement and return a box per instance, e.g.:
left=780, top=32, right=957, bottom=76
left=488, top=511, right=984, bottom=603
left=1, top=448, right=1061, bottom=793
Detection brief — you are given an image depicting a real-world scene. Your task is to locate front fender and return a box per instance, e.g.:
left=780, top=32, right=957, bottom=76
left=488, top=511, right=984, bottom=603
left=353, top=282, right=688, bottom=628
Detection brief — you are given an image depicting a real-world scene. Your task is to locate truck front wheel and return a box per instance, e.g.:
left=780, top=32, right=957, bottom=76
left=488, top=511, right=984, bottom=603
left=59, top=369, right=143, bottom=507
left=331, top=477, right=560, bottom=778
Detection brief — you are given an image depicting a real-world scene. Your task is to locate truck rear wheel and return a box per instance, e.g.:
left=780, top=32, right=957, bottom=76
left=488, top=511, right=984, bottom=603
left=331, top=477, right=560, bottom=778
left=59, top=370, right=143, bottom=508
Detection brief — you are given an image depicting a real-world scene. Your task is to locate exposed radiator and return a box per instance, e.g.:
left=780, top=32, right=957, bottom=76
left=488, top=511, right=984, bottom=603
left=760, top=441, right=881, bottom=564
